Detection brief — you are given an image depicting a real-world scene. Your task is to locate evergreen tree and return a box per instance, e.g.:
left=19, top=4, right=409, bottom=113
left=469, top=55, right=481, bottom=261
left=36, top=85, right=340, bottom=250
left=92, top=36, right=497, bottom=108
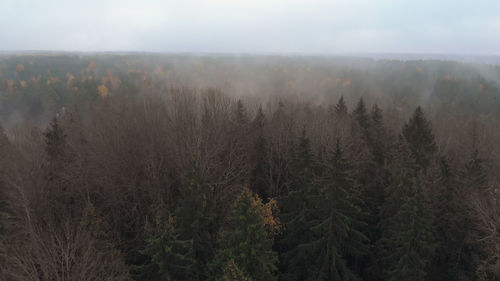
left=44, top=117, right=68, bottom=163
left=431, top=157, right=469, bottom=281
left=278, top=131, right=319, bottom=281
left=221, top=260, right=253, bottom=281
left=352, top=98, right=370, bottom=132
left=250, top=107, right=270, bottom=199
left=138, top=168, right=217, bottom=281
left=401, top=106, right=437, bottom=171
left=308, top=141, right=368, bottom=281
left=386, top=182, right=434, bottom=281
left=214, top=188, right=278, bottom=281
left=137, top=220, right=196, bottom=281
left=234, top=99, right=249, bottom=126
left=334, top=96, right=348, bottom=116
left=456, top=147, right=490, bottom=280
left=369, top=104, right=389, bottom=165
left=378, top=141, right=435, bottom=281
left=174, top=169, right=218, bottom=280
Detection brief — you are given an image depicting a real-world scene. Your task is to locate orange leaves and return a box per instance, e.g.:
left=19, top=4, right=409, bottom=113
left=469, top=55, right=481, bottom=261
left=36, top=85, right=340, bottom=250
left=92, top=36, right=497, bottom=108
left=46, top=77, right=60, bottom=86
left=101, top=69, right=121, bottom=91
left=98, top=85, right=109, bottom=98
left=342, top=79, right=351, bottom=88
left=87, top=60, right=97, bottom=76
left=16, top=64, right=25, bottom=72
left=261, top=198, right=281, bottom=236
left=6, top=80, right=14, bottom=94
left=237, top=187, right=281, bottom=236
left=444, top=74, right=452, bottom=81
left=416, top=66, right=423, bottom=72
left=66, top=72, right=75, bottom=87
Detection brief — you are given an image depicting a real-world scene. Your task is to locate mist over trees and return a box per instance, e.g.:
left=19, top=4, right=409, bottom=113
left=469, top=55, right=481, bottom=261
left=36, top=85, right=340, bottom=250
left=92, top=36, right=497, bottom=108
left=0, top=54, right=500, bottom=280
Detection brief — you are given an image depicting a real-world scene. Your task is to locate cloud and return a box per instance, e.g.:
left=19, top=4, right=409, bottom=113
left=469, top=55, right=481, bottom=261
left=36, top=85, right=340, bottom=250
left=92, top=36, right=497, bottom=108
left=0, top=0, right=498, bottom=54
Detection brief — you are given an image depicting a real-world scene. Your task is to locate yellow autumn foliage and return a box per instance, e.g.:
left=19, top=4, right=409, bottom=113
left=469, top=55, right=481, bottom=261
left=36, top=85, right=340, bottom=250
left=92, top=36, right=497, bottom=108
left=16, top=64, right=25, bottom=72
left=98, top=85, right=109, bottom=97
left=239, top=187, right=281, bottom=236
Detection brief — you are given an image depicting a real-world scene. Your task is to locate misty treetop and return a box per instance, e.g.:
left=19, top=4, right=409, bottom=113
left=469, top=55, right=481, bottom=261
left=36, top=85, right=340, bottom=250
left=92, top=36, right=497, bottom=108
left=0, top=55, right=500, bottom=280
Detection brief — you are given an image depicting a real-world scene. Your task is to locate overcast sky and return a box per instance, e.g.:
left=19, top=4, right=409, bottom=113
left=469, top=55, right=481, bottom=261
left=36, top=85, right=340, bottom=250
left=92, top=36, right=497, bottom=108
left=1, top=0, right=499, bottom=54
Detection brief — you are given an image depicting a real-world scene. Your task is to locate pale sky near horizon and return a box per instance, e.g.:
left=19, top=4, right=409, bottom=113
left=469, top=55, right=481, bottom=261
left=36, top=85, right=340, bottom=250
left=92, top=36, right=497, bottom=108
left=1, top=0, right=499, bottom=54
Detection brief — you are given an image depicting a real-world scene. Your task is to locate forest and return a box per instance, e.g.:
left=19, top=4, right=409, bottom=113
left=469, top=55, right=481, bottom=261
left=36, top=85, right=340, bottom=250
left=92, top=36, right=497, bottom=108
left=0, top=54, right=500, bottom=281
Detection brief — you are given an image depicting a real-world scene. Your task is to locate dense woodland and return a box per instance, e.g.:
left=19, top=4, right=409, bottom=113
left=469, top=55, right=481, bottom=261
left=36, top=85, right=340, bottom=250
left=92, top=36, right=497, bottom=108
left=0, top=54, right=500, bottom=280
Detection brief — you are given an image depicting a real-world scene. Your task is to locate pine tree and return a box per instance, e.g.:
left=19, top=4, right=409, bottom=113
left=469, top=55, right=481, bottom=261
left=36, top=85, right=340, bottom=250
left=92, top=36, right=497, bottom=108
left=214, top=188, right=278, bottom=281
left=334, top=96, right=348, bottom=116
left=250, top=107, right=270, bottom=199
left=370, top=104, right=390, bottom=165
left=234, top=100, right=249, bottom=126
left=386, top=183, right=434, bottom=281
left=138, top=168, right=217, bottom=280
left=44, top=117, right=68, bottom=163
left=221, top=260, right=253, bottom=281
left=431, top=157, right=469, bottom=281
left=402, top=106, right=437, bottom=171
left=137, top=220, right=196, bottom=281
left=278, top=131, right=319, bottom=281
left=457, top=147, right=490, bottom=280
left=378, top=141, right=435, bottom=281
left=308, top=141, right=368, bottom=281
left=353, top=98, right=370, bottom=132
left=175, top=169, right=218, bottom=280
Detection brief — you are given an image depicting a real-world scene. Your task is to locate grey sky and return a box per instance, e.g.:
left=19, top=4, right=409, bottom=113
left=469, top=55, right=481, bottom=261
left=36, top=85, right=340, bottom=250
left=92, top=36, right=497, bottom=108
left=1, top=0, right=499, bottom=54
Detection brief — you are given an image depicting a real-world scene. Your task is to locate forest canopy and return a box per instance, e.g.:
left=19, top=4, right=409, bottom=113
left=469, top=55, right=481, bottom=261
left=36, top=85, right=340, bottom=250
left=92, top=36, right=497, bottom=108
left=0, top=54, right=499, bottom=280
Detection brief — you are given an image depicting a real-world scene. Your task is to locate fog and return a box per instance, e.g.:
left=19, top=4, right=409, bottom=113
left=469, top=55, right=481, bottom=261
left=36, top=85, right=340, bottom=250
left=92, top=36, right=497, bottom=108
left=1, top=0, right=499, bottom=54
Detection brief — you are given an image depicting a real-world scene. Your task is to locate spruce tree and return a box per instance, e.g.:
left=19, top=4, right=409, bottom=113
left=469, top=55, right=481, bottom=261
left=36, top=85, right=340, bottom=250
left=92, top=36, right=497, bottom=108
left=221, top=260, right=253, bottom=281
left=138, top=168, right=217, bottom=281
left=370, top=104, right=389, bottom=165
left=309, top=141, right=368, bottom=281
left=214, top=188, right=278, bottom=281
left=137, top=220, right=196, bottom=281
left=385, top=182, right=434, bottom=281
left=334, top=96, right=348, bottom=116
left=353, top=98, right=370, bottom=132
left=457, top=147, right=490, bottom=280
left=234, top=99, right=249, bottom=126
left=378, top=141, right=435, bottom=281
left=431, top=157, right=468, bottom=281
left=278, top=131, right=319, bottom=281
left=175, top=169, right=218, bottom=280
left=402, top=106, right=437, bottom=171
left=250, top=107, right=270, bottom=199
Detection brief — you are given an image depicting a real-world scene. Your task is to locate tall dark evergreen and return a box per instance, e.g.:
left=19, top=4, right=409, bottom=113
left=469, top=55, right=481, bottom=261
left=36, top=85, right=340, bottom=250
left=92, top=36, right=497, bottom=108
left=402, top=106, right=437, bottom=171
left=308, top=141, right=368, bottom=281
left=137, top=221, right=196, bottom=281
left=369, top=104, right=389, bottom=165
left=250, top=107, right=270, bottom=199
left=352, top=98, right=370, bottom=132
left=214, top=188, right=278, bottom=281
left=234, top=99, right=249, bottom=126
left=456, top=147, right=490, bottom=280
left=278, top=131, right=319, bottom=281
left=334, top=96, right=348, bottom=116
left=385, top=182, right=435, bottom=281
left=378, top=141, right=435, bottom=281
left=138, top=168, right=217, bottom=281
left=431, top=157, right=469, bottom=281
